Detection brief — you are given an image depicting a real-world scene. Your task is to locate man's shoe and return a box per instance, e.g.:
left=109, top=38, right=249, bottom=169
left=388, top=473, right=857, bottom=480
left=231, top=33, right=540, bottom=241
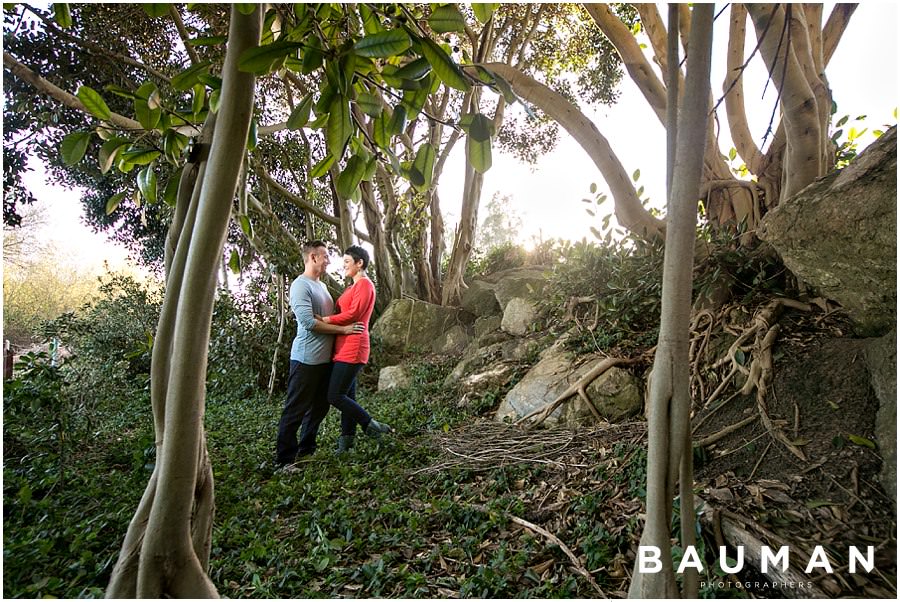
left=336, top=435, right=355, bottom=453
left=274, top=462, right=303, bottom=475
left=365, top=419, right=393, bottom=438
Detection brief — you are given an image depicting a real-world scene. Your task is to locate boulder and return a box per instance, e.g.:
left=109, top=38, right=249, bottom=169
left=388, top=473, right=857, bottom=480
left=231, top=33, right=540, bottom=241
left=445, top=342, right=505, bottom=385
left=866, top=328, right=896, bottom=504
left=496, top=345, right=642, bottom=426
left=432, top=324, right=472, bottom=356
left=491, top=267, right=551, bottom=310
left=378, top=365, right=411, bottom=391
left=371, top=298, right=470, bottom=351
left=460, top=363, right=518, bottom=398
left=474, top=315, right=502, bottom=339
left=501, top=297, right=538, bottom=336
left=461, top=280, right=501, bottom=317
left=759, top=127, right=897, bottom=336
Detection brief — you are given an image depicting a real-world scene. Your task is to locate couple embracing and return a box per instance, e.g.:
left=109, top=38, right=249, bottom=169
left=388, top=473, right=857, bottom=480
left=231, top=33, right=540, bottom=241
left=274, top=240, right=391, bottom=470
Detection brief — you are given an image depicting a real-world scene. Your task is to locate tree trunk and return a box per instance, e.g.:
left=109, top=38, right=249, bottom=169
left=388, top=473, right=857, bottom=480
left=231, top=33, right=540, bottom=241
left=105, top=7, right=260, bottom=598
left=629, top=4, right=713, bottom=599
left=360, top=179, right=396, bottom=312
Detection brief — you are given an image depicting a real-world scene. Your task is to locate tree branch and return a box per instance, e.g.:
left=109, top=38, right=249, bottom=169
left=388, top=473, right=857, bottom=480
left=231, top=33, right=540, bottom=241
left=168, top=5, right=202, bottom=66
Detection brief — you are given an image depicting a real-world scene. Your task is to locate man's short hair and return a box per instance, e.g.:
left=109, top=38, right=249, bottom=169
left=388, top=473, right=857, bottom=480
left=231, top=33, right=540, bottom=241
left=302, top=240, right=326, bottom=258
left=344, top=245, right=370, bottom=270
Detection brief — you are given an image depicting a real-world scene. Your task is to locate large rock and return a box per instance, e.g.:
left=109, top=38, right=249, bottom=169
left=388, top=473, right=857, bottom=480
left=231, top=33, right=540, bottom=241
left=501, top=297, right=538, bottom=336
left=371, top=298, right=470, bottom=351
left=378, top=365, right=411, bottom=391
left=496, top=344, right=642, bottom=426
left=474, top=315, right=502, bottom=339
left=759, top=127, right=897, bottom=336
left=491, top=267, right=551, bottom=310
left=432, top=324, right=472, bottom=356
left=460, top=280, right=501, bottom=317
left=866, top=328, right=896, bottom=504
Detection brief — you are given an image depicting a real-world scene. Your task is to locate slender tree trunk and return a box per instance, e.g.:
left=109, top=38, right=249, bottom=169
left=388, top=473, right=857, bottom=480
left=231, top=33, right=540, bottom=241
left=628, top=4, right=713, bottom=599
left=105, top=7, right=260, bottom=598
left=360, top=179, right=396, bottom=311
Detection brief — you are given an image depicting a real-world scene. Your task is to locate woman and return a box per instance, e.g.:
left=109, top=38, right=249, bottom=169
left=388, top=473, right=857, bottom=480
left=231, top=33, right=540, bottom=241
left=319, top=245, right=392, bottom=452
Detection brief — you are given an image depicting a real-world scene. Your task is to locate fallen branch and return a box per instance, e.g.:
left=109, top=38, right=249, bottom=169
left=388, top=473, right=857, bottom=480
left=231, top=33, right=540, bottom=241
left=694, top=415, right=757, bottom=447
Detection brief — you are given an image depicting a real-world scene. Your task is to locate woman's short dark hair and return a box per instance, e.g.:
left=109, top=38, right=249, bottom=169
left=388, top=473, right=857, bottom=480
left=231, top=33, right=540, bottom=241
left=344, top=245, right=369, bottom=270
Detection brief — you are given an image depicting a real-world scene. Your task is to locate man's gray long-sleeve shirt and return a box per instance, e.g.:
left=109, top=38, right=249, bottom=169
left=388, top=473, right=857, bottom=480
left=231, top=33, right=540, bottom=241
left=289, top=275, right=334, bottom=364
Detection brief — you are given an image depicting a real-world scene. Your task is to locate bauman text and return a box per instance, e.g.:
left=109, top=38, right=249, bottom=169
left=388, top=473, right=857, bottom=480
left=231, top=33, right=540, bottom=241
left=638, top=545, right=875, bottom=574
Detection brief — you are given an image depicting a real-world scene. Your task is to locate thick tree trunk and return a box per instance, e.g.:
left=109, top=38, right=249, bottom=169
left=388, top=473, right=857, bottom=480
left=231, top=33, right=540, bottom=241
left=105, top=7, right=260, bottom=598
left=360, top=179, right=396, bottom=312
left=629, top=5, right=713, bottom=599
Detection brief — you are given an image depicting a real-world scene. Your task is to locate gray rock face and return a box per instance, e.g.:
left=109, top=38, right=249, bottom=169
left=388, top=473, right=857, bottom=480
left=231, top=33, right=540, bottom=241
left=474, top=315, right=502, bottom=339
left=501, top=297, right=538, bottom=336
left=866, top=328, right=896, bottom=504
left=460, top=280, right=501, bottom=317
left=378, top=365, right=411, bottom=391
left=371, top=298, right=469, bottom=350
left=432, top=324, right=472, bottom=356
left=759, top=127, right=897, bottom=336
left=495, top=345, right=642, bottom=426
left=491, top=267, right=551, bottom=310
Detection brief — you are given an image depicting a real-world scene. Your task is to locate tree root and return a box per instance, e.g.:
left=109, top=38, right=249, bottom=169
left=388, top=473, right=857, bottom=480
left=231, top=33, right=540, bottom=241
left=516, top=356, right=639, bottom=428
left=694, top=415, right=757, bottom=447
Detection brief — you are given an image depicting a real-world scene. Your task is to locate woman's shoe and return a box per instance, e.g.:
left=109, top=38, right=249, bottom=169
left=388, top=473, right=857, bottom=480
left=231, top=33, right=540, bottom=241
left=336, top=435, right=355, bottom=453
left=365, top=419, right=393, bottom=438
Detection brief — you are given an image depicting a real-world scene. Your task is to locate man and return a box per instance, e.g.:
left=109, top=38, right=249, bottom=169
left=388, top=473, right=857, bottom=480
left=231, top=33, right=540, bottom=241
left=275, top=240, right=363, bottom=470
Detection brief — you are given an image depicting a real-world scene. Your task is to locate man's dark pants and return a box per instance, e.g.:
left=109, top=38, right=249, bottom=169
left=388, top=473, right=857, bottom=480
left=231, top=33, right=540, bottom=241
left=276, top=360, right=332, bottom=465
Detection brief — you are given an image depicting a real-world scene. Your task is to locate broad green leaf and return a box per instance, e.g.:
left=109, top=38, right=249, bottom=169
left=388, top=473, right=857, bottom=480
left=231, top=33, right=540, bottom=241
left=134, top=98, right=161, bottom=130
left=372, top=111, right=391, bottom=150
left=60, top=131, right=92, bottom=166
left=192, top=84, right=205, bottom=115
left=395, top=57, right=432, bottom=81
left=239, top=40, right=302, bottom=74
left=239, top=215, right=253, bottom=237
left=363, top=156, right=377, bottom=182
left=98, top=137, right=130, bottom=174
left=106, top=191, right=126, bottom=215
left=142, top=4, right=170, bottom=17
left=402, top=84, right=430, bottom=119
left=76, top=86, right=112, bottom=121
left=359, top=4, right=384, bottom=35
left=287, top=94, right=314, bottom=130
left=235, top=4, right=256, bottom=15
left=162, top=130, right=189, bottom=161
left=465, top=113, right=493, bottom=173
left=310, top=153, right=335, bottom=178
left=488, top=70, right=517, bottom=103
left=52, top=3, right=72, bottom=28
left=419, top=36, right=470, bottom=92
left=336, top=155, right=367, bottom=199
left=163, top=167, right=183, bottom=207
left=137, top=165, right=158, bottom=204
left=847, top=434, right=876, bottom=449
left=326, top=96, right=352, bottom=160
left=171, top=61, right=212, bottom=91
left=428, top=4, right=466, bottom=33
left=467, top=112, right=494, bottom=142
left=355, top=92, right=382, bottom=118
left=228, top=249, right=241, bottom=274
left=301, top=36, right=324, bottom=74
left=120, top=147, right=161, bottom=165
left=209, top=88, right=221, bottom=113
left=388, top=105, right=407, bottom=136
left=354, top=29, right=412, bottom=58
left=410, top=142, right=435, bottom=191
left=472, top=3, right=500, bottom=23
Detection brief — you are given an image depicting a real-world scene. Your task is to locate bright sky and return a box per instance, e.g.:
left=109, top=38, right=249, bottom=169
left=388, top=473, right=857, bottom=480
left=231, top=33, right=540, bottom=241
left=9, top=3, right=899, bottom=273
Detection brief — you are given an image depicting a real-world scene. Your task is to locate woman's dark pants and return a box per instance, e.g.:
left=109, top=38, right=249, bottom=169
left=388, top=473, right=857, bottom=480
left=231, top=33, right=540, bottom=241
left=327, top=361, right=371, bottom=436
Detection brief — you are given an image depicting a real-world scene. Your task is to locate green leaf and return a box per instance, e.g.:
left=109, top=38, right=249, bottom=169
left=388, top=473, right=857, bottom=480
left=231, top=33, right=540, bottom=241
left=353, top=29, right=411, bottom=58
left=239, top=40, right=302, bottom=74
left=418, top=36, right=470, bottom=92
left=209, top=88, right=221, bottom=113
left=98, top=137, right=130, bottom=174
left=106, top=191, right=126, bottom=215
left=119, top=147, right=161, bottom=166
left=326, top=96, right=352, bottom=160
left=52, top=3, right=72, bottom=28
left=142, top=4, right=170, bottom=17
left=287, top=94, right=314, bottom=130
left=76, top=86, right=112, bottom=121
left=394, top=57, right=432, bottom=81
left=60, top=131, right=92, bottom=166
left=336, top=155, right=367, bottom=199
left=355, top=92, right=382, bottom=118
left=235, top=4, right=256, bottom=15
left=171, top=61, right=212, bottom=91
left=247, top=118, right=258, bottom=151
left=301, top=36, right=324, bottom=74
left=472, top=3, right=499, bottom=23
left=163, top=167, right=183, bottom=207
left=310, top=153, right=335, bottom=179
left=162, top=130, right=189, bottom=161
left=464, top=113, right=493, bottom=173
left=192, top=84, right=206, bottom=115
left=847, top=434, right=876, bottom=449
left=632, top=168, right=641, bottom=181
left=728, top=147, right=737, bottom=161
left=228, top=248, right=241, bottom=274
left=410, top=142, right=435, bottom=191
left=134, top=96, right=161, bottom=131
left=137, top=165, right=158, bottom=204
left=428, top=4, right=466, bottom=33
left=359, top=4, right=384, bottom=35
left=372, top=111, right=391, bottom=150
left=239, top=215, right=253, bottom=237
